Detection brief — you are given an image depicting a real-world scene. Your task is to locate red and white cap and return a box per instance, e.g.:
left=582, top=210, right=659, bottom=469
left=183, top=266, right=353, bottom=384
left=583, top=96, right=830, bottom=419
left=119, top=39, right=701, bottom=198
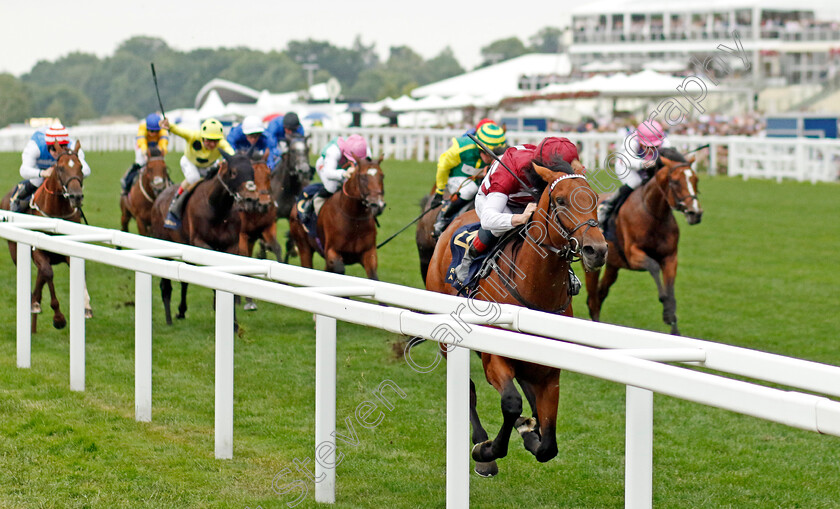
left=44, top=122, right=70, bottom=146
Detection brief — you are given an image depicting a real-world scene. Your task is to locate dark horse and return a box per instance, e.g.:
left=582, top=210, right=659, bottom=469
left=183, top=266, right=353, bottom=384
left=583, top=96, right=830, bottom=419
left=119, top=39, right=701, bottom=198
left=1, top=140, right=92, bottom=331
left=268, top=135, right=313, bottom=262
left=150, top=151, right=261, bottom=325
left=425, top=161, right=607, bottom=477
left=288, top=156, right=385, bottom=279
left=585, top=147, right=703, bottom=335
left=415, top=188, right=476, bottom=284
left=120, top=147, right=171, bottom=236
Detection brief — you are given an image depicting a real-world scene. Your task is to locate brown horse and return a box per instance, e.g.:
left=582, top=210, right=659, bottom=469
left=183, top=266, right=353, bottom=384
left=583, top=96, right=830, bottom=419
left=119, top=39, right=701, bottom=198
left=425, top=162, right=607, bottom=476
left=1, top=140, right=92, bottom=331
left=120, top=147, right=171, bottom=235
left=289, top=156, right=385, bottom=279
left=269, top=136, right=313, bottom=261
left=415, top=188, right=477, bottom=284
left=150, top=151, right=261, bottom=324
left=585, top=147, right=703, bottom=335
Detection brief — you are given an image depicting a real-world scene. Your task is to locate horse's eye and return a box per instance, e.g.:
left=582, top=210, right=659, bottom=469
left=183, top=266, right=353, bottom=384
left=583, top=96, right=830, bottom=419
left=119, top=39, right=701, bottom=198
left=555, top=197, right=566, bottom=207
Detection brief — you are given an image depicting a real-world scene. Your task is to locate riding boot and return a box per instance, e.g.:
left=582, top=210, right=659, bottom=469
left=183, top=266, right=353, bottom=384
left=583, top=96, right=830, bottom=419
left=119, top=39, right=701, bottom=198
left=120, top=163, right=142, bottom=195
left=311, top=188, right=332, bottom=217
left=597, top=184, right=633, bottom=225
left=164, top=186, right=189, bottom=229
left=10, top=180, right=38, bottom=213
left=454, top=230, right=495, bottom=284
left=433, top=196, right=470, bottom=238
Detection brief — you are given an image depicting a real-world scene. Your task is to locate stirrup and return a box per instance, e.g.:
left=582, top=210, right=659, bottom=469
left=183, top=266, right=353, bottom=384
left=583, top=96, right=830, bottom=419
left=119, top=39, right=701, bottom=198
left=164, top=212, right=181, bottom=230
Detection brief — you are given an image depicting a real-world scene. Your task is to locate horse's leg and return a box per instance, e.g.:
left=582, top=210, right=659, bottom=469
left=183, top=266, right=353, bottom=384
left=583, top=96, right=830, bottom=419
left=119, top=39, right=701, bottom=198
left=360, top=248, right=378, bottom=281
left=597, top=264, right=620, bottom=307
left=627, top=246, right=674, bottom=332
left=325, top=248, right=345, bottom=275
left=120, top=203, right=131, bottom=233
left=469, top=378, right=498, bottom=477
left=136, top=219, right=148, bottom=237
left=523, top=370, right=560, bottom=463
left=471, top=356, right=521, bottom=463
left=660, top=254, right=679, bottom=335
left=177, top=282, right=188, bottom=320
left=83, top=283, right=93, bottom=319
left=262, top=224, right=284, bottom=262
left=46, top=276, right=66, bottom=330
left=585, top=268, right=603, bottom=321
left=160, top=278, right=173, bottom=325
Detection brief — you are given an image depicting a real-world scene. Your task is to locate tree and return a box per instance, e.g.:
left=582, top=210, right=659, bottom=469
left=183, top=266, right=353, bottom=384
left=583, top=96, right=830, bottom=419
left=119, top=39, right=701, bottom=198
left=30, top=84, right=97, bottom=125
left=423, top=47, right=464, bottom=83
left=529, top=27, right=564, bottom=53
left=0, top=74, right=31, bottom=127
left=478, top=37, right=528, bottom=68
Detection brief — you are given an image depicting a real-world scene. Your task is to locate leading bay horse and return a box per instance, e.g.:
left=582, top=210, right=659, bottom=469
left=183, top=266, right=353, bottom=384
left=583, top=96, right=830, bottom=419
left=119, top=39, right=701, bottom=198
left=585, top=147, right=703, bottom=335
left=425, top=161, right=607, bottom=476
left=120, top=147, right=171, bottom=235
left=150, top=151, right=260, bottom=325
left=288, top=156, right=385, bottom=279
left=268, top=135, right=313, bottom=262
left=1, top=140, right=93, bottom=331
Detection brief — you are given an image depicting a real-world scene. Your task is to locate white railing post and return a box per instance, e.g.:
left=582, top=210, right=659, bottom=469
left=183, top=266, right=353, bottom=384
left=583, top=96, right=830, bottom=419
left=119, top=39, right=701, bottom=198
left=16, top=242, right=31, bottom=368
left=135, top=271, right=152, bottom=422
left=315, top=314, right=337, bottom=504
left=69, top=256, right=85, bottom=391
left=215, top=290, right=234, bottom=459
left=625, top=385, right=653, bottom=509
left=446, top=345, right=470, bottom=509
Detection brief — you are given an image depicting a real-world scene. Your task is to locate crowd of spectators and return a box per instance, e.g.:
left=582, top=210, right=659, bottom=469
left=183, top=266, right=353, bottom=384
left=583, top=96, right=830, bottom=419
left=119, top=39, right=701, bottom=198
left=556, top=112, right=765, bottom=137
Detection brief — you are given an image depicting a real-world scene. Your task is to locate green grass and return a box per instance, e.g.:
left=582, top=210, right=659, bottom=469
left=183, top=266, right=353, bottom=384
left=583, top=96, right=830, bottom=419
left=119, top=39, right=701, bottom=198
left=0, top=151, right=839, bottom=508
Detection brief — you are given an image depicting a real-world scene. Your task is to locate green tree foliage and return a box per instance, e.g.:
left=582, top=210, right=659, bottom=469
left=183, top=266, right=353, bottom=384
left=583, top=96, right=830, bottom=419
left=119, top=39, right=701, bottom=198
left=529, top=27, right=564, bottom=53
left=478, top=37, right=529, bottom=68
left=31, top=85, right=97, bottom=125
left=0, top=73, right=31, bottom=127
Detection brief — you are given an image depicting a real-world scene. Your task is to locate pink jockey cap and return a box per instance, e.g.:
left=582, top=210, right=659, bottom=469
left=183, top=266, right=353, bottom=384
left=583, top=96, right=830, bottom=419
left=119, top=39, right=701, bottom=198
left=337, top=134, right=368, bottom=163
left=636, top=120, right=665, bottom=148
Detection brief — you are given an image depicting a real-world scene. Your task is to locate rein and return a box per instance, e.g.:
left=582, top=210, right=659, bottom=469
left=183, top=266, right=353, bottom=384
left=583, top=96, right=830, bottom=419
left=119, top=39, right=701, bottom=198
left=643, top=163, right=697, bottom=216
left=32, top=151, right=85, bottom=221
left=340, top=168, right=380, bottom=219
left=215, top=171, right=256, bottom=203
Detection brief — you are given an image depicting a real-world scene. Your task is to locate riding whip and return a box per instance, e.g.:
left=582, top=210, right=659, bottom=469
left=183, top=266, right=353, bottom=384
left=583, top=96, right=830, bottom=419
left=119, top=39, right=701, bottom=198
left=376, top=205, right=439, bottom=249
left=466, top=133, right=539, bottom=200
left=685, top=144, right=710, bottom=154
left=150, top=63, right=167, bottom=120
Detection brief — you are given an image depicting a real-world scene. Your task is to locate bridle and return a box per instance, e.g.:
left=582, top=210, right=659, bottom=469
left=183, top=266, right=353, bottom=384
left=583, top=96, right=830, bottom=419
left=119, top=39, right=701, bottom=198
left=647, top=163, right=699, bottom=214
left=341, top=164, right=382, bottom=213
left=31, top=149, right=85, bottom=220
left=136, top=156, right=169, bottom=203
left=215, top=165, right=257, bottom=204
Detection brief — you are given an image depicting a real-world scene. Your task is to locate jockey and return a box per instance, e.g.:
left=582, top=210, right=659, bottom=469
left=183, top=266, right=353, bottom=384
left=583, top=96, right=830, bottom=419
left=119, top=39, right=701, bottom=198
left=453, top=137, right=580, bottom=284
left=462, top=117, right=496, bottom=137
left=226, top=115, right=280, bottom=170
left=160, top=117, right=234, bottom=229
left=432, top=122, right=507, bottom=237
left=11, top=122, right=91, bottom=213
left=597, top=120, right=671, bottom=224
left=266, top=112, right=305, bottom=153
left=120, top=113, right=169, bottom=195
left=305, top=134, right=371, bottom=217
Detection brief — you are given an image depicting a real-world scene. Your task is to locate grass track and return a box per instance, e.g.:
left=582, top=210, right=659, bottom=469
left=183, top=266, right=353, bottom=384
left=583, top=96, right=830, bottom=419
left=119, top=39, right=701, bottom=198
left=0, top=150, right=839, bottom=508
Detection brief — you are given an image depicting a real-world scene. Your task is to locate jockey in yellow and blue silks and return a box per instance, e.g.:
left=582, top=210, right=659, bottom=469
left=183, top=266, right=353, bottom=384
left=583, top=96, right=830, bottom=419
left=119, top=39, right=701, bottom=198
left=432, top=122, right=507, bottom=237
left=160, top=117, right=234, bottom=229
left=11, top=122, right=91, bottom=212
left=226, top=116, right=280, bottom=170
left=120, top=113, right=170, bottom=195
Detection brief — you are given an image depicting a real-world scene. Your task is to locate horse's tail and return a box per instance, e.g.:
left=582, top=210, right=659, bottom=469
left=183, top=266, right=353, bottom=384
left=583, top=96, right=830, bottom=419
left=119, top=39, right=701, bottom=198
left=419, top=194, right=431, bottom=212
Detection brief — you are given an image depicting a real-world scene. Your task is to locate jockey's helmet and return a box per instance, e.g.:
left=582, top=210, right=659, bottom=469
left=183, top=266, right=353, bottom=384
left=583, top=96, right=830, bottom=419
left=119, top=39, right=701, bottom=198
left=146, top=113, right=161, bottom=131
left=283, top=112, right=301, bottom=131
left=44, top=122, right=70, bottom=146
left=242, top=116, right=264, bottom=135
left=200, top=119, right=225, bottom=140
left=637, top=120, right=665, bottom=148
left=338, top=134, right=367, bottom=163
left=534, top=137, right=579, bottom=171
left=476, top=122, right=506, bottom=148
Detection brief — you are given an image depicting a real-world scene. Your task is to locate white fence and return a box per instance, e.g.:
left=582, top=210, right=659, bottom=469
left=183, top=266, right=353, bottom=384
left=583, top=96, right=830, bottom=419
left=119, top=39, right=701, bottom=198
left=3, top=211, right=840, bottom=507
left=2, top=125, right=839, bottom=183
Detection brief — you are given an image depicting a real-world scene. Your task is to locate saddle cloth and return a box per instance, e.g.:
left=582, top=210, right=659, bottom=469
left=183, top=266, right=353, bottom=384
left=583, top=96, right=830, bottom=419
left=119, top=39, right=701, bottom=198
left=445, top=222, right=492, bottom=294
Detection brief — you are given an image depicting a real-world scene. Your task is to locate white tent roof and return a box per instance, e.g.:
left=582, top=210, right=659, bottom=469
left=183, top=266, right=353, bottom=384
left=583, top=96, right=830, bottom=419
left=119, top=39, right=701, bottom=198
left=197, top=90, right=227, bottom=118
left=539, top=70, right=688, bottom=97
left=581, top=60, right=629, bottom=72
left=410, top=53, right=571, bottom=99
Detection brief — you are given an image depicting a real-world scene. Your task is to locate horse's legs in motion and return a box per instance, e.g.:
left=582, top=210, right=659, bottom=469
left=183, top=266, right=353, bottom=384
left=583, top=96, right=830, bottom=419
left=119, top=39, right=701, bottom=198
left=659, top=254, right=679, bottom=335
left=469, top=377, right=498, bottom=477
left=161, top=278, right=173, bottom=325
left=471, top=355, right=521, bottom=463
left=518, top=370, right=560, bottom=462
left=325, top=248, right=345, bottom=275
left=585, top=268, right=603, bottom=321
left=592, top=263, right=620, bottom=320
left=262, top=224, right=284, bottom=262
left=629, top=246, right=679, bottom=335
left=120, top=204, right=132, bottom=233
left=84, top=282, right=93, bottom=319
left=360, top=248, right=378, bottom=281
left=177, top=282, right=188, bottom=320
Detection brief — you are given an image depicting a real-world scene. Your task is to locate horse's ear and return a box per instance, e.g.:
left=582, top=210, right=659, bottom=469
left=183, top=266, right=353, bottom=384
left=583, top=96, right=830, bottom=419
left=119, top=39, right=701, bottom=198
left=571, top=159, right=586, bottom=175
left=73, top=140, right=81, bottom=153
left=377, top=154, right=384, bottom=165
left=219, top=149, right=232, bottom=163
left=247, top=145, right=256, bottom=159
left=659, top=156, right=675, bottom=168
left=261, top=149, right=269, bottom=162
left=686, top=154, right=696, bottom=165
left=531, top=162, right=556, bottom=183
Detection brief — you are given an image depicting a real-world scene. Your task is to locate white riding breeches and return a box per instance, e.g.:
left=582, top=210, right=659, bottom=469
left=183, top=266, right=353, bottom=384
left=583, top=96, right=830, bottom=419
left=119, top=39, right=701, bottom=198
left=446, top=176, right=478, bottom=200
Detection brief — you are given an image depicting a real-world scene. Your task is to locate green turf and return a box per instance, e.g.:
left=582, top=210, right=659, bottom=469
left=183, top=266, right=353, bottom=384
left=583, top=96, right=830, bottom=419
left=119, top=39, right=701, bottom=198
left=0, top=151, right=839, bottom=508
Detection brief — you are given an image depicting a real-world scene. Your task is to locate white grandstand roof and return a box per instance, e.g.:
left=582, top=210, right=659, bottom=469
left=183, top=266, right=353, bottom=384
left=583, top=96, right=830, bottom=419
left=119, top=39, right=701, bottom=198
left=571, top=0, right=815, bottom=15
left=410, top=53, right=571, bottom=99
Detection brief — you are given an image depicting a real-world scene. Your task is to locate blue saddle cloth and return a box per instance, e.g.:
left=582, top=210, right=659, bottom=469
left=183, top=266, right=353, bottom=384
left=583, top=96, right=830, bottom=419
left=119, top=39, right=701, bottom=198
left=445, top=222, right=491, bottom=294
left=295, top=183, right=324, bottom=253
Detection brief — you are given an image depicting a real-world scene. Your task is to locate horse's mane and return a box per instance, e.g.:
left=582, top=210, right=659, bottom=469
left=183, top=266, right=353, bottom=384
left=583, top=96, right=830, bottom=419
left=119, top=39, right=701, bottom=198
left=657, top=147, right=686, bottom=163
left=149, top=146, right=162, bottom=158
left=524, top=159, right=573, bottom=195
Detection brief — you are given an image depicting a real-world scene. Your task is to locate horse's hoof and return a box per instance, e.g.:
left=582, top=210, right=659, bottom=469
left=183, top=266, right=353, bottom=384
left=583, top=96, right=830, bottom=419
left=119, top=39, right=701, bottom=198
left=471, top=441, right=493, bottom=462
left=53, top=317, right=67, bottom=329
left=244, top=302, right=257, bottom=311
left=474, top=460, right=498, bottom=478
left=31, top=302, right=42, bottom=314
left=515, top=416, right=538, bottom=435
left=84, top=308, right=93, bottom=319
left=176, top=314, right=186, bottom=320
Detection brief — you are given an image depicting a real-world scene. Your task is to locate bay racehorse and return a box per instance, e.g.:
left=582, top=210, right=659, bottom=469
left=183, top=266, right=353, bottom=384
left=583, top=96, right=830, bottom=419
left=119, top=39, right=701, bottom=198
left=425, top=161, right=607, bottom=476
left=150, top=151, right=260, bottom=325
left=120, top=147, right=171, bottom=236
left=585, top=147, right=703, bottom=335
left=1, top=140, right=93, bottom=331
left=269, top=135, right=313, bottom=262
left=288, top=156, right=385, bottom=279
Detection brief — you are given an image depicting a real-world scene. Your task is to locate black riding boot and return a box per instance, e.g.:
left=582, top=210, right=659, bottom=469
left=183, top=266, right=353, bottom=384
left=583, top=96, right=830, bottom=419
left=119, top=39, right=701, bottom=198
left=597, top=184, right=633, bottom=225
left=120, top=163, right=142, bottom=195
left=10, top=180, right=38, bottom=213
left=433, top=196, right=470, bottom=237
left=164, top=188, right=189, bottom=229
left=454, top=228, right=497, bottom=284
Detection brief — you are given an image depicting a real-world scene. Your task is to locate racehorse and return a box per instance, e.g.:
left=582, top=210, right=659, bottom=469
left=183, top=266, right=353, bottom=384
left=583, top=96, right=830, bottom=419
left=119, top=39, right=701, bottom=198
left=415, top=188, right=476, bottom=284
left=425, top=161, right=607, bottom=477
left=150, top=151, right=260, bottom=325
left=288, top=156, right=385, bottom=279
left=1, top=140, right=93, bottom=332
left=268, top=135, right=313, bottom=262
left=585, top=147, right=703, bottom=335
left=120, top=147, right=171, bottom=236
